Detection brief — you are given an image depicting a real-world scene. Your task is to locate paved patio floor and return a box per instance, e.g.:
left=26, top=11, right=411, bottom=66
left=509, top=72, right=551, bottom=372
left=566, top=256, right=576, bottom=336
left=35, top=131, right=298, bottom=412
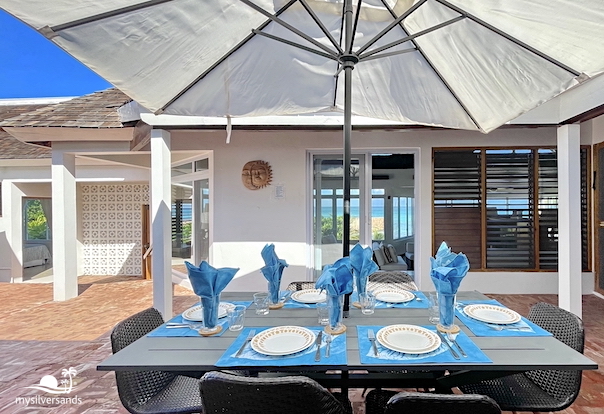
left=0, top=276, right=602, bottom=414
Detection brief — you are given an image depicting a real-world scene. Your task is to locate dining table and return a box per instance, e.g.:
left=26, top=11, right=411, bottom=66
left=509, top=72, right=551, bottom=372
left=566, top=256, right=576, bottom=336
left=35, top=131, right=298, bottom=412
left=96, top=290, right=597, bottom=393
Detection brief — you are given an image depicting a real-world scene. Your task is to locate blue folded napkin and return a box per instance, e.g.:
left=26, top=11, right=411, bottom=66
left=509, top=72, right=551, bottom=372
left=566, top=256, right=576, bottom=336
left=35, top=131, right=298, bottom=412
left=349, top=243, right=379, bottom=296
left=430, top=242, right=469, bottom=327
left=260, top=244, right=288, bottom=304
left=215, top=326, right=347, bottom=367
left=316, top=258, right=354, bottom=327
left=455, top=299, right=553, bottom=337
left=352, top=291, right=429, bottom=309
left=185, top=261, right=239, bottom=328
left=357, top=325, right=492, bottom=364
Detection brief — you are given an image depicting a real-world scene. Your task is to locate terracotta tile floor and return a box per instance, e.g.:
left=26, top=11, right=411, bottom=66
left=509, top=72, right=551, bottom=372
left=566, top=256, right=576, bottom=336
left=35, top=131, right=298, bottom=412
left=0, top=276, right=602, bottom=414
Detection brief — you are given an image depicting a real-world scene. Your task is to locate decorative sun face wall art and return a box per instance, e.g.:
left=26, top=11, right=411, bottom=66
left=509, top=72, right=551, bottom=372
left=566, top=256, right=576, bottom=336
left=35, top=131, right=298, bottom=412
left=241, top=160, right=273, bottom=190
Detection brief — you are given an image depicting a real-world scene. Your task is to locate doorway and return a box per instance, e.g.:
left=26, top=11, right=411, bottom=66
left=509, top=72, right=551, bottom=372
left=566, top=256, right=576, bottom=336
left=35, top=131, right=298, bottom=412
left=311, top=152, right=415, bottom=278
left=22, top=197, right=53, bottom=281
left=171, top=156, right=211, bottom=269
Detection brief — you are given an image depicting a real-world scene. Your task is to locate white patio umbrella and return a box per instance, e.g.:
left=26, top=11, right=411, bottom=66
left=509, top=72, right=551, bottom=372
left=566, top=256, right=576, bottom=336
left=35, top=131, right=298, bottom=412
left=2, top=0, right=604, bottom=257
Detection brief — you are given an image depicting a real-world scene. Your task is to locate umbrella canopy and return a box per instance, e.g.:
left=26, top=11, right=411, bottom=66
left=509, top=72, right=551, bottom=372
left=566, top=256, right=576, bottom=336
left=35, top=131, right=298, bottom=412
left=2, top=0, right=603, bottom=130
left=3, top=0, right=604, bottom=256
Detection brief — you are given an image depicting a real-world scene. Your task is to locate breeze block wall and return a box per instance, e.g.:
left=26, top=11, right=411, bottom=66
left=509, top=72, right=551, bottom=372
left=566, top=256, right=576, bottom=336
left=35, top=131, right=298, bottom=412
left=80, top=184, right=149, bottom=276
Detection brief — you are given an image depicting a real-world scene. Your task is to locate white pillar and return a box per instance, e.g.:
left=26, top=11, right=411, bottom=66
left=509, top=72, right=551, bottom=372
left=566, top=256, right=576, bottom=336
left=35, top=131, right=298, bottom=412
left=557, top=124, right=582, bottom=318
left=52, top=150, right=78, bottom=301
left=417, top=148, right=432, bottom=290
left=6, top=182, right=24, bottom=283
left=151, top=129, right=173, bottom=318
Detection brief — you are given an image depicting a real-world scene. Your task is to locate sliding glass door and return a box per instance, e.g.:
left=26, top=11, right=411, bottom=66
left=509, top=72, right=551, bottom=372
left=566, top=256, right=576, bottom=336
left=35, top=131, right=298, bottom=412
left=312, top=153, right=415, bottom=277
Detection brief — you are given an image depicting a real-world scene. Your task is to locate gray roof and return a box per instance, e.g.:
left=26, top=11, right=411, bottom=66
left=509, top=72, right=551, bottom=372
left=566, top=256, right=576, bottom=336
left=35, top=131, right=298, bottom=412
left=0, top=104, right=51, bottom=159
left=0, top=89, right=133, bottom=160
left=0, top=88, right=131, bottom=129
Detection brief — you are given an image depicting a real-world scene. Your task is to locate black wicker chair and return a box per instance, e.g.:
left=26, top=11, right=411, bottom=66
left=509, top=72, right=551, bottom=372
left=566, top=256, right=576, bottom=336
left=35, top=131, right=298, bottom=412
left=110, top=307, right=203, bottom=414
left=365, top=390, right=501, bottom=414
left=286, top=281, right=317, bottom=291
left=200, top=371, right=352, bottom=414
left=459, top=302, right=585, bottom=412
left=367, top=271, right=418, bottom=292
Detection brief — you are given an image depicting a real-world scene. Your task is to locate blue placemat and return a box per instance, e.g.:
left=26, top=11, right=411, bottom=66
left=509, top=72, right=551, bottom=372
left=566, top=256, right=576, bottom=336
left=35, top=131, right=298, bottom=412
left=148, top=301, right=252, bottom=338
left=357, top=325, right=492, bottom=364
left=455, top=300, right=552, bottom=337
left=352, top=291, right=429, bottom=309
left=215, top=326, right=347, bottom=367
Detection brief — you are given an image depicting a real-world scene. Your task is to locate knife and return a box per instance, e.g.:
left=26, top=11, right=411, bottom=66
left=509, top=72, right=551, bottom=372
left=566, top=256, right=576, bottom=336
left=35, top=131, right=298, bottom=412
left=448, top=334, right=467, bottom=357
left=235, top=329, right=256, bottom=357
left=436, top=330, right=460, bottom=359
left=314, top=331, right=323, bottom=361
left=368, top=329, right=378, bottom=356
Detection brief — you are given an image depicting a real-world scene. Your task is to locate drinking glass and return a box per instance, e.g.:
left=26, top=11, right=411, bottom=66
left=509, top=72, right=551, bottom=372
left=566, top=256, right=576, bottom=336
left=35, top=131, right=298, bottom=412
left=359, top=292, right=376, bottom=315
left=428, top=292, right=440, bottom=324
left=438, top=292, right=457, bottom=329
left=253, top=292, right=270, bottom=315
left=316, top=302, right=329, bottom=325
left=327, top=293, right=345, bottom=334
left=227, top=305, right=246, bottom=331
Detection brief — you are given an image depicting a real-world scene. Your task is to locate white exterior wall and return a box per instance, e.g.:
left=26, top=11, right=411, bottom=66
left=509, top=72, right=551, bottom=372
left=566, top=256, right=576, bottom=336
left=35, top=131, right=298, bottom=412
left=0, top=158, right=150, bottom=282
left=170, top=125, right=595, bottom=294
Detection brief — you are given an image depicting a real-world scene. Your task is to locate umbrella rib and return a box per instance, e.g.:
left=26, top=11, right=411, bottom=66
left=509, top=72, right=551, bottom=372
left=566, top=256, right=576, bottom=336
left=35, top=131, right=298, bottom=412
left=378, top=0, right=482, bottom=131
left=159, top=0, right=298, bottom=113
left=240, top=0, right=337, bottom=57
left=358, top=15, right=465, bottom=61
left=49, top=0, right=174, bottom=32
left=360, top=47, right=416, bottom=62
left=298, top=0, right=343, bottom=54
left=356, top=0, right=427, bottom=56
left=252, top=30, right=339, bottom=61
left=436, top=0, right=581, bottom=76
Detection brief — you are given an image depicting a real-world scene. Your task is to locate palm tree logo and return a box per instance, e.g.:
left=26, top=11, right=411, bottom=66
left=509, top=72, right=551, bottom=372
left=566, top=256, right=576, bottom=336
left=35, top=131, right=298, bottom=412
left=25, top=367, right=78, bottom=394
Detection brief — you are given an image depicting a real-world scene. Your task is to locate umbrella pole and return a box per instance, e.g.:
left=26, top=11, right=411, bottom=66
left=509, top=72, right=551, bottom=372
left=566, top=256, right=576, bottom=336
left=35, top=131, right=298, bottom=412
left=342, top=0, right=355, bottom=316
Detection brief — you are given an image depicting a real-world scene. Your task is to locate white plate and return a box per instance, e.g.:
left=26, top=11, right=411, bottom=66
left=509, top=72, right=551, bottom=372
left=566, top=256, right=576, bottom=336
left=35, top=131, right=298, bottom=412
left=373, top=289, right=415, bottom=303
left=182, top=302, right=236, bottom=322
left=376, top=324, right=441, bottom=354
left=291, top=289, right=327, bottom=304
left=251, top=326, right=316, bottom=356
left=464, top=304, right=521, bottom=325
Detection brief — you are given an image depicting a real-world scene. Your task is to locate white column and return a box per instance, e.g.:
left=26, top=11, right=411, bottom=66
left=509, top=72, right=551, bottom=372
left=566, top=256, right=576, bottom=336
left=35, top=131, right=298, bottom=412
left=52, top=150, right=78, bottom=301
left=151, top=129, right=173, bottom=318
left=557, top=124, right=582, bottom=318
left=6, top=182, right=24, bottom=283
left=416, top=148, right=432, bottom=290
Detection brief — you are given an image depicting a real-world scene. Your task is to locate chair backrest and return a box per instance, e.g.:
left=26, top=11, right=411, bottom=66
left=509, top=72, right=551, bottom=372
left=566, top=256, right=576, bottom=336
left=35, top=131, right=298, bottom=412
left=524, top=302, right=585, bottom=407
left=368, top=271, right=418, bottom=291
left=384, top=391, right=501, bottom=414
left=200, top=371, right=350, bottom=414
left=110, top=307, right=177, bottom=412
left=286, top=281, right=317, bottom=291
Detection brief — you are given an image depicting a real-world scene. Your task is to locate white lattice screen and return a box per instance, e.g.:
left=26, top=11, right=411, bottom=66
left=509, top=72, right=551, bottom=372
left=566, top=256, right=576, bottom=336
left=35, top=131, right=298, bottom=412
left=81, top=184, right=149, bottom=276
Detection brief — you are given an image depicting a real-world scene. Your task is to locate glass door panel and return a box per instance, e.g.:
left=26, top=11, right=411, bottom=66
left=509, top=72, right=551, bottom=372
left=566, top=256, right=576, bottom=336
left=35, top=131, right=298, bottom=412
left=194, top=178, right=210, bottom=263
left=371, top=154, right=415, bottom=268
left=313, top=155, right=363, bottom=278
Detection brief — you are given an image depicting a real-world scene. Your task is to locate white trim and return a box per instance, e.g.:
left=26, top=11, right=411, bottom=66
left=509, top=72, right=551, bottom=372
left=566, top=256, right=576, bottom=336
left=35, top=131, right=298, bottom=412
left=0, top=97, right=73, bottom=105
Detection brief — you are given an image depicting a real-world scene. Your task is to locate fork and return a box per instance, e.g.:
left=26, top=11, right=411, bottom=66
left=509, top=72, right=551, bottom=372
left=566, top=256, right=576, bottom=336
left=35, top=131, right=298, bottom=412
left=325, top=334, right=332, bottom=357
left=368, top=329, right=378, bottom=356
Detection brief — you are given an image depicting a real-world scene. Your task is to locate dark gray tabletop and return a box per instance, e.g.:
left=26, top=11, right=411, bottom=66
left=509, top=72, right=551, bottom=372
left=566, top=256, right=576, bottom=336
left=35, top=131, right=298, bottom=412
left=97, top=290, right=597, bottom=388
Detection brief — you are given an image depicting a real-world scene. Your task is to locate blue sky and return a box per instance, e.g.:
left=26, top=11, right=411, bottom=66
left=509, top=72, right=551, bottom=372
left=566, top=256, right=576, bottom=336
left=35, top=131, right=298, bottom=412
left=0, top=10, right=112, bottom=99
